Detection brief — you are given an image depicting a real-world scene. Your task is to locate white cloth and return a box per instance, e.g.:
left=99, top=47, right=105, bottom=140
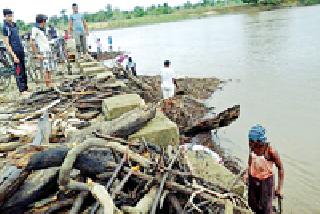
left=180, top=144, right=223, bottom=164
left=160, top=67, right=175, bottom=89
left=31, top=27, right=50, bottom=53
left=162, top=87, right=175, bottom=99
left=160, top=67, right=175, bottom=99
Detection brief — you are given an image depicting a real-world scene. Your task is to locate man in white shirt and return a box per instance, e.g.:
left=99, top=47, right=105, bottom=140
left=31, top=14, right=55, bottom=87
left=160, top=60, right=177, bottom=110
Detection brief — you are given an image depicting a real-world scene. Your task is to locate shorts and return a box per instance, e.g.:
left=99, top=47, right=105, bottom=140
left=162, top=87, right=175, bottom=99
left=40, top=52, right=55, bottom=72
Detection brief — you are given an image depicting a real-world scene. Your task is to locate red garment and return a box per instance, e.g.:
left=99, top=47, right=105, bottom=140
left=16, top=64, right=21, bottom=75
left=250, top=151, right=274, bottom=180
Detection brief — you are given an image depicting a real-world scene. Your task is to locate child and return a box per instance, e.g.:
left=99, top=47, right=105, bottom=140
left=96, top=38, right=102, bottom=59
left=31, top=14, right=55, bottom=88
left=160, top=60, right=177, bottom=110
left=126, top=57, right=137, bottom=76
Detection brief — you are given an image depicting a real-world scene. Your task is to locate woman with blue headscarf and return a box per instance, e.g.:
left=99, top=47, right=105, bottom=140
left=243, top=125, right=284, bottom=214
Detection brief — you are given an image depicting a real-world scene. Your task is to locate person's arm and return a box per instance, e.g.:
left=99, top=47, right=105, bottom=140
left=172, top=70, right=178, bottom=87
left=83, top=18, right=89, bottom=35
left=3, top=36, right=19, bottom=63
left=68, top=18, right=73, bottom=35
left=270, top=147, right=284, bottom=197
left=243, top=154, right=252, bottom=184
left=30, top=28, right=43, bottom=60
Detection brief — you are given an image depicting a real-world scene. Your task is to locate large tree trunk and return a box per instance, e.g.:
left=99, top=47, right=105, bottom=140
left=0, top=164, right=29, bottom=206
left=26, top=147, right=115, bottom=176
left=184, top=105, right=240, bottom=137
left=66, top=105, right=156, bottom=144
left=1, top=167, right=59, bottom=214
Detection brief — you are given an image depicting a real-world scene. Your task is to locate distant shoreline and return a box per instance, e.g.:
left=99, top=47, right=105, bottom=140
left=87, top=4, right=296, bottom=31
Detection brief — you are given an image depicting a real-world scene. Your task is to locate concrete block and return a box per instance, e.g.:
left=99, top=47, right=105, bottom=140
left=102, top=94, right=145, bottom=120
left=129, top=111, right=179, bottom=147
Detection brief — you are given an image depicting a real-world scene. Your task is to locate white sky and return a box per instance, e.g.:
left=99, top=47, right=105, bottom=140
left=1, top=0, right=200, bottom=23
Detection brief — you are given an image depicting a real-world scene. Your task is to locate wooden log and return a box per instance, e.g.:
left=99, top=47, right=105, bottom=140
left=88, top=181, right=115, bottom=214
left=150, top=150, right=180, bottom=214
left=69, top=191, right=89, bottom=214
left=128, top=171, right=252, bottom=213
left=58, top=138, right=151, bottom=190
left=39, top=198, right=74, bottom=214
left=1, top=167, right=59, bottom=214
left=31, top=111, right=52, bottom=146
left=26, top=147, right=114, bottom=176
left=0, top=142, right=23, bottom=152
left=167, top=194, right=184, bottom=214
left=121, top=186, right=157, bottom=214
left=67, top=105, right=156, bottom=144
left=0, top=164, right=29, bottom=206
left=184, top=105, right=240, bottom=137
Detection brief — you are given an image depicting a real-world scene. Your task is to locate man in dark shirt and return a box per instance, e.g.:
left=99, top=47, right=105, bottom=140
left=2, top=9, right=29, bottom=94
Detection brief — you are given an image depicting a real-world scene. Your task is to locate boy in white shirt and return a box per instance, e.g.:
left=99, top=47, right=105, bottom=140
left=31, top=14, right=55, bottom=87
left=160, top=60, right=177, bottom=110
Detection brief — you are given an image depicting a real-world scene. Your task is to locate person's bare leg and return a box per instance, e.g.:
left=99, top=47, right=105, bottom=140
left=44, top=71, right=52, bottom=87
left=48, top=72, right=52, bottom=87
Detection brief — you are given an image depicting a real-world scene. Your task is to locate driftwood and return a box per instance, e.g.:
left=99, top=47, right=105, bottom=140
left=167, top=194, right=184, bottom=214
left=184, top=105, right=240, bottom=137
left=0, top=142, right=23, bottom=152
left=26, top=147, right=114, bottom=175
left=150, top=150, right=180, bottom=214
left=1, top=167, right=59, bottom=214
left=67, top=105, right=156, bottom=144
left=69, top=191, right=89, bottom=214
left=127, top=170, right=251, bottom=213
left=122, top=186, right=157, bottom=214
left=88, top=181, right=117, bottom=214
left=0, top=164, right=29, bottom=206
left=58, top=138, right=151, bottom=190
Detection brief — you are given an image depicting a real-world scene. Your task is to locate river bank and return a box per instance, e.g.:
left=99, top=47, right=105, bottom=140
left=87, top=4, right=296, bottom=31
left=0, top=52, right=251, bottom=213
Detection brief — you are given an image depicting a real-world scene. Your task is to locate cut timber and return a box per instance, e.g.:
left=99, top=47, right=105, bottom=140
left=1, top=167, right=59, bottom=214
left=122, top=186, right=157, bottom=214
left=81, top=66, right=110, bottom=75
left=79, top=61, right=100, bottom=68
left=0, top=165, right=29, bottom=206
left=67, top=105, right=156, bottom=144
left=129, top=110, right=179, bottom=147
left=58, top=138, right=151, bottom=189
left=184, top=105, right=240, bottom=137
left=26, top=147, right=114, bottom=176
left=0, top=142, right=23, bottom=152
left=102, top=94, right=145, bottom=120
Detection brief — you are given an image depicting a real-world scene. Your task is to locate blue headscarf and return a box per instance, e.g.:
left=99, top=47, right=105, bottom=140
left=248, top=125, right=267, bottom=143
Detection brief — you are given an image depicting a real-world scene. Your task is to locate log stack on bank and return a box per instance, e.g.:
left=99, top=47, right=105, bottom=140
left=0, top=57, right=252, bottom=213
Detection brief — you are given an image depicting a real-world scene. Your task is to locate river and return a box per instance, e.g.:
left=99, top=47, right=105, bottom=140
left=91, top=5, right=320, bottom=213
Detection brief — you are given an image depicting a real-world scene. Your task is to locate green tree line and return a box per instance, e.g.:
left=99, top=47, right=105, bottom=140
left=1, top=0, right=319, bottom=34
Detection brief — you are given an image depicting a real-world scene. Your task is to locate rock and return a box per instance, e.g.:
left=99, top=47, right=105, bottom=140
left=129, top=111, right=179, bottom=147
left=102, top=94, right=145, bottom=120
left=186, top=150, right=246, bottom=196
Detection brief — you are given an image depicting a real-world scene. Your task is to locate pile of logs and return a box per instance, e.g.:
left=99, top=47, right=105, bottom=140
left=0, top=69, right=249, bottom=213
left=0, top=106, right=250, bottom=214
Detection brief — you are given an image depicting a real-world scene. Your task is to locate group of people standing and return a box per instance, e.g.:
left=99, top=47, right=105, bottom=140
left=2, top=3, right=88, bottom=94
